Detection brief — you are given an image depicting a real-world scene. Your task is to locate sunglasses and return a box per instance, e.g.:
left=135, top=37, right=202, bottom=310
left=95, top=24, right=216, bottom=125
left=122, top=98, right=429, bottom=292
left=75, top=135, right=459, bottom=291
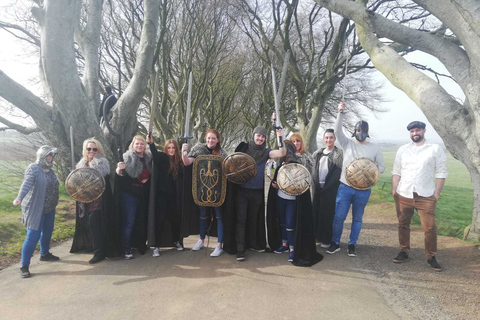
left=86, top=148, right=98, bottom=152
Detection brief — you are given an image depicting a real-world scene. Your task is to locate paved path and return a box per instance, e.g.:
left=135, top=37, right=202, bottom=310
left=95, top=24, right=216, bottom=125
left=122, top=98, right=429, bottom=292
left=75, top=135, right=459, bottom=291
left=1, top=207, right=479, bottom=320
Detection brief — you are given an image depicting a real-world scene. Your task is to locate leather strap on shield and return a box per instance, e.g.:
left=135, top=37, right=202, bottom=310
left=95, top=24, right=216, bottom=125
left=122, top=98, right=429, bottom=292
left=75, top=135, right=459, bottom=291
left=65, top=168, right=106, bottom=203
left=222, top=152, right=257, bottom=184
left=345, top=158, right=380, bottom=190
left=192, top=155, right=227, bottom=207
left=277, top=163, right=311, bottom=196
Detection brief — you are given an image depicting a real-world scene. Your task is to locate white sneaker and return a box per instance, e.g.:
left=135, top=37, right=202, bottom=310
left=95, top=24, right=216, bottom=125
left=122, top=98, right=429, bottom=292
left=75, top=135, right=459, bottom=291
left=124, top=253, right=133, bottom=260
left=153, top=248, right=160, bottom=257
left=174, top=241, right=184, bottom=251
left=192, top=240, right=204, bottom=251
left=320, top=243, right=331, bottom=249
left=210, top=246, right=224, bottom=257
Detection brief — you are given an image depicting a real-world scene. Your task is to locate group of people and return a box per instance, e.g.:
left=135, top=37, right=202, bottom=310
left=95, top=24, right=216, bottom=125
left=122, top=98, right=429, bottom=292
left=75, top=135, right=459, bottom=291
left=13, top=102, right=448, bottom=278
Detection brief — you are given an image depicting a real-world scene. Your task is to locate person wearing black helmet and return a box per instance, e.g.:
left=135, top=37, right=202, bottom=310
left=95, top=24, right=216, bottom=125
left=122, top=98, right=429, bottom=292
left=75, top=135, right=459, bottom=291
left=391, top=121, right=448, bottom=271
left=326, top=102, right=385, bottom=257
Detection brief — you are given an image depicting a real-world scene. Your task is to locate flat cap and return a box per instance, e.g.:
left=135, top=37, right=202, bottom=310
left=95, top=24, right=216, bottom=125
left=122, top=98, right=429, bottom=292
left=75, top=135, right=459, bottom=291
left=407, top=121, right=426, bottom=131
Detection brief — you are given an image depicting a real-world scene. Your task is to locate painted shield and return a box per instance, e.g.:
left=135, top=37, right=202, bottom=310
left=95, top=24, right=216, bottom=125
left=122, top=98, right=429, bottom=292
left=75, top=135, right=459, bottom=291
left=345, top=158, right=380, bottom=190
left=192, top=155, right=227, bottom=207
left=277, top=163, right=311, bottom=196
left=222, top=152, right=257, bottom=184
left=65, top=167, right=106, bottom=203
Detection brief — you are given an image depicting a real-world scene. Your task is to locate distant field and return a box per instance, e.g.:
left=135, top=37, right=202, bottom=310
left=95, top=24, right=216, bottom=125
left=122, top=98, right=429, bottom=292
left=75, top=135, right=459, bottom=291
left=371, top=147, right=474, bottom=240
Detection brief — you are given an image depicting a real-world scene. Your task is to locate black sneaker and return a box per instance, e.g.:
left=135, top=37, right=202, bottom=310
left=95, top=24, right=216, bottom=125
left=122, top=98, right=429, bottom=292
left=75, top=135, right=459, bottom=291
left=40, top=253, right=60, bottom=261
left=393, top=251, right=408, bottom=263
left=236, top=251, right=245, bottom=261
left=326, top=243, right=340, bottom=254
left=347, top=244, right=357, bottom=257
left=427, top=256, right=443, bottom=272
left=20, top=266, right=31, bottom=278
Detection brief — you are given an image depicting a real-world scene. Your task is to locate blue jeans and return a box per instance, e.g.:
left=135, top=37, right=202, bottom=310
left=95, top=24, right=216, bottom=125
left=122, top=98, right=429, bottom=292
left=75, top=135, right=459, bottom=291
left=121, top=192, right=138, bottom=253
left=332, top=184, right=371, bottom=245
left=21, top=211, right=55, bottom=266
left=199, top=206, right=223, bottom=243
left=276, top=196, right=296, bottom=248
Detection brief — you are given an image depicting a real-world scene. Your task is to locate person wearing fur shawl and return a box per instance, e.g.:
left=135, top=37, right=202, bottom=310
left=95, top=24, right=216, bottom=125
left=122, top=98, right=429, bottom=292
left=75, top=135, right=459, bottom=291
left=116, top=135, right=152, bottom=259
left=70, top=138, right=120, bottom=263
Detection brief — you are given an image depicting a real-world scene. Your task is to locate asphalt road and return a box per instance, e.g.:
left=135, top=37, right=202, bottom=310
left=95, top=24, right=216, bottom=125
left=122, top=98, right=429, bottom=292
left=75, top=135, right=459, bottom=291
left=1, top=209, right=478, bottom=320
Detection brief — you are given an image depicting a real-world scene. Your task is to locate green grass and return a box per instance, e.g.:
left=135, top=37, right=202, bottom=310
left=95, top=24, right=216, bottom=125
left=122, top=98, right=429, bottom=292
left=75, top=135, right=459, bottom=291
left=0, top=164, right=76, bottom=260
left=371, top=149, right=474, bottom=240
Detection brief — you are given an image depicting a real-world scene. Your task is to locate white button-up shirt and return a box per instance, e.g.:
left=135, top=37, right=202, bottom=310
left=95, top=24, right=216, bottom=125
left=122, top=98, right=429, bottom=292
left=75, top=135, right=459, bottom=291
left=392, top=140, right=448, bottom=198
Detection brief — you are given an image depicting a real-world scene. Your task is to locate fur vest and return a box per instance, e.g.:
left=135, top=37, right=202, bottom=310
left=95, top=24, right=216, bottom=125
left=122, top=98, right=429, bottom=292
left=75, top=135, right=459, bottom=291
left=76, top=155, right=110, bottom=177
left=123, top=149, right=153, bottom=178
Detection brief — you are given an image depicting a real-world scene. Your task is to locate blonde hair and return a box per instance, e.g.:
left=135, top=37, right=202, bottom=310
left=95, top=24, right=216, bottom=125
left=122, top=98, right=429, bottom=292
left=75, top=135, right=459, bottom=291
left=289, top=132, right=306, bottom=155
left=129, top=135, right=146, bottom=149
left=82, top=138, right=105, bottom=161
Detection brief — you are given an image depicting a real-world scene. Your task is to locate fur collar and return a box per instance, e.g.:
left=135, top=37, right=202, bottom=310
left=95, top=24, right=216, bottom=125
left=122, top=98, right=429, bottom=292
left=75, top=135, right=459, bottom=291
left=76, top=155, right=110, bottom=177
left=123, top=149, right=152, bottom=178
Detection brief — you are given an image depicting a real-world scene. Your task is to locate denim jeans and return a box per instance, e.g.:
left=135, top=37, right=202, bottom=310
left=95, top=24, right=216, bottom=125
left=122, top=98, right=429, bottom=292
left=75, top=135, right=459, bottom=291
left=199, top=206, right=223, bottom=243
left=332, top=184, right=371, bottom=245
left=121, top=192, right=138, bottom=253
left=276, top=196, right=296, bottom=248
left=21, top=211, right=56, bottom=266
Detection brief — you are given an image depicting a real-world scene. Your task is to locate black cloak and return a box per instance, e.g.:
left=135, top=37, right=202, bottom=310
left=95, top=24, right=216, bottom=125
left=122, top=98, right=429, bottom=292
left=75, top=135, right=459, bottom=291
left=266, top=165, right=323, bottom=266
left=70, top=176, right=121, bottom=258
left=147, top=143, right=184, bottom=248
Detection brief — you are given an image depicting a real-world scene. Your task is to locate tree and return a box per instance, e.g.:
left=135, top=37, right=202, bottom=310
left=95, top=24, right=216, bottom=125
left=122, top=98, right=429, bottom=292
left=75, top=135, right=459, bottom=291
left=315, top=0, right=480, bottom=241
left=229, top=0, right=384, bottom=152
left=0, top=0, right=160, bottom=174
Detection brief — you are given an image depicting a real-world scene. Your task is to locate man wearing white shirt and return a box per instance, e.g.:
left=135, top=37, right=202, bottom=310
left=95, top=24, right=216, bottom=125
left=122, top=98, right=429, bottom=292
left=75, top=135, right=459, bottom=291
left=391, top=121, right=448, bottom=272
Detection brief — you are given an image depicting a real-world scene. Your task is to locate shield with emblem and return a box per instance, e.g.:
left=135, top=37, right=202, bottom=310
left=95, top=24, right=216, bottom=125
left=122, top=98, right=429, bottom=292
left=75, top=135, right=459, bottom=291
left=65, top=168, right=106, bottom=203
left=192, top=155, right=227, bottom=207
left=276, top=163, right=311, bottom=196
left=222, top=152, right=257, bottom=184
left=345, top=158, right=380, bottom=190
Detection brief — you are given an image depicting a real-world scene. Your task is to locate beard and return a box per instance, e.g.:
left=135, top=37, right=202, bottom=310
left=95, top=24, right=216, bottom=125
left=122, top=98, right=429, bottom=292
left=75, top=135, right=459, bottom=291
left=411, top=134, right=424, bottom=142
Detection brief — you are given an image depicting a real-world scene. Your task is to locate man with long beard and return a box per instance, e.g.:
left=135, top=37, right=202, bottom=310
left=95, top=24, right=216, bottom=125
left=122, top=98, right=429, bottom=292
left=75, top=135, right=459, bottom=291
left=391, top=121, right=448, bottom=272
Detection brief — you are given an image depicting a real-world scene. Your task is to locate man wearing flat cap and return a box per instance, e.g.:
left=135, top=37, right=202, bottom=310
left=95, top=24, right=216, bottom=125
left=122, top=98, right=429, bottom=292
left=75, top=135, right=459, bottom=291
left=391, top=121, right=448, bottom=271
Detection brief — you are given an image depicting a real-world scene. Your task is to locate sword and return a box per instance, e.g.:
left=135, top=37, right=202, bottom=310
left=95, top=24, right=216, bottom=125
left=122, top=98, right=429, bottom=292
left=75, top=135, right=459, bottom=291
left=148, top=67, right=160, bottom=138
left=180, top=71, right=193, bottom=155
left=271, top=50, right=290, bottom=146
left=70, top=126, right=75, bottom=171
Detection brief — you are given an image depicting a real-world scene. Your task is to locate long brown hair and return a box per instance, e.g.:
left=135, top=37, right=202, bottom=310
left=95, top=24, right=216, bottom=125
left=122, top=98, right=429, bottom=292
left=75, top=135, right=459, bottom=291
left=164, top=139, right=182, bottom=179
left=290, top=132, right=306, bottom=155
left=204, top=129, right=222, bottom=155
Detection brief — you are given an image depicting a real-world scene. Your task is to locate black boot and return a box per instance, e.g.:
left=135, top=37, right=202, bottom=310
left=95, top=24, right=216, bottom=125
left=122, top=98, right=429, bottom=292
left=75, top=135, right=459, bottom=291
left=20, top=266, right=31, bottom=278
left=89, top=254, right=105, bottom=264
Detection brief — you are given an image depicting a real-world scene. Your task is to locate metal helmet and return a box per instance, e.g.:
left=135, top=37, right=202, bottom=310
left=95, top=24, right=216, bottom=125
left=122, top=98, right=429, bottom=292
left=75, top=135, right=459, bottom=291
left=352, top=120, right=370, bottom=142
left=36, top=145, right=58, bottom=169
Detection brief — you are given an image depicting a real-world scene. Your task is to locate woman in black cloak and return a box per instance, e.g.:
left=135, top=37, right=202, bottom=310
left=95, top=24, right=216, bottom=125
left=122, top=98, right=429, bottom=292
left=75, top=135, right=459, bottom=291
left=115, top=135, right=152, bottom=259
left=147, top=137, right=184, bottom=257
left=70, top=138, right=120, bottom=263
left=266, top=140, right=323, bottom=266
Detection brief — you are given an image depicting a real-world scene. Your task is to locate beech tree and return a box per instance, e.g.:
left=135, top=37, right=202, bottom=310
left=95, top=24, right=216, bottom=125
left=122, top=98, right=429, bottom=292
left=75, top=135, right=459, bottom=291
left=315, top=0, right=480, bottom=240
left=0, top=0, right=160, bottom=173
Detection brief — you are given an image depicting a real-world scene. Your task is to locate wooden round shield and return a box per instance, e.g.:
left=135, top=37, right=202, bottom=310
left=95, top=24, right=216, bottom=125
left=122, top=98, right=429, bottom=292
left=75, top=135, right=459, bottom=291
left=222, top=152, right=257, bottom=184
left=65, top=168, right=106, bottom=203
left=345, top=158, right=380, bottom=190
left=277, top=163, right=311, bottom=196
